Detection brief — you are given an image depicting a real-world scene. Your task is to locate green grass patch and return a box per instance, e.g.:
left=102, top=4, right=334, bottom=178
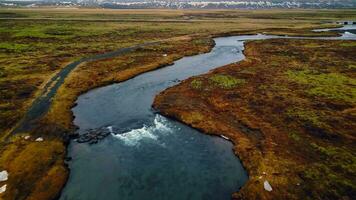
left=192, top=38, right=211, bottom=45
left=339, top=42, right=356, bottom=47
left=303, top=43, right=324, bottom=48
left=238, top=68, right=256, bottom=75
left=209, top=74, right=245, bottom=89
left=190, top=79, right=203, bottom=89
left=0, top=42, right=32, bottom=53
left=347, top=64, right=356, bottom=70
left=186, top=112, right=205, bottom=122
left=286, top=107, right=325, bottom=128
left=302, top=162, right=355, bottom=199
left=11, top=23, right=117, bottom=39
left=302, top=143, right=356, bottom=198
left=286, top=69, right=356, bottom=103
left=288, top=131, right=301, bottom=142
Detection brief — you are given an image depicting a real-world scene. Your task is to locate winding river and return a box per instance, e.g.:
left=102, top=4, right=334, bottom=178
left=60, top=26, right=356, bottom=200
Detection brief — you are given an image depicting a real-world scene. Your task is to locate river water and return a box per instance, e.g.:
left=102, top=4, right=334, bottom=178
left=60, top=26, right=356, bottom=200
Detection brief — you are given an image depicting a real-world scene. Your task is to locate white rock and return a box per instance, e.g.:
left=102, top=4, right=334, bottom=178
left=264, top=180, right=273, bottom=192
left=163, top=54, right=167, bottom=57
left=24, top=135, right=30, bottom=140
left=0, top=184, right=6, bottom=194
left=35, top=137, right=44, bottom=142
left=221, top=135, right=230, bottom=140
left=0, top=171, right=8, bottom=182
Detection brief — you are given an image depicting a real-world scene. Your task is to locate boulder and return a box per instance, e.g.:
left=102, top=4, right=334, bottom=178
left=76, top=127, right=111, bottom=144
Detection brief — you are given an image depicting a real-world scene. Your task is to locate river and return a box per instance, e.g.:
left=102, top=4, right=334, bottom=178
left=60, top=26, right=356, bottom=200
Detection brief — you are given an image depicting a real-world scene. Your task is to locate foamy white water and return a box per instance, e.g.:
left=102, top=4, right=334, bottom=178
left=112, top=115, right=172, bottom=146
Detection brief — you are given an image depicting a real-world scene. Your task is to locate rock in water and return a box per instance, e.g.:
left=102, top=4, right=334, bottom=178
left=0, top=170, right=8, bottom=182
left=264, top=180, right=273, bottom=192
left=0, top=184, right=6, bottom=193
left=76, top=127, right=111, bottom=144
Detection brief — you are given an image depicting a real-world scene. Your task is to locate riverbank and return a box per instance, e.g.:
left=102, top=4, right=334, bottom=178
left=153, top=39, right=356, bottom=199
left=0, top=34, right=215, bottom=200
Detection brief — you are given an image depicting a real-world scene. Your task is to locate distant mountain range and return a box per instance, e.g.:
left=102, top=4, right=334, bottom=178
left=2, top=0, right=356, bottom=9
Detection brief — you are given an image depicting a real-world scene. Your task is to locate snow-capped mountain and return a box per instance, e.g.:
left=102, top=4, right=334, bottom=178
left=100, top=0, right=356, bottom=9
left=2, top=0, right=356, bottom=8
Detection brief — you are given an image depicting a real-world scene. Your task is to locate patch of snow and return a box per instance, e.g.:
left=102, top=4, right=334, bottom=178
left=0, top=184, right=6, bottom=194
left=0, top=171, right=8, bottom=182
left=35, top=137, right=43, bottom=142
left=264, top=180, right=273, bottom=192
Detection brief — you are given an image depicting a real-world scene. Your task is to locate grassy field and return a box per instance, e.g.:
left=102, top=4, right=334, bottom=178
left=153, top=39, right=356, bottom=199
left=0, top=8, right=356, bottom=200
left=0, top=8, right=347, bottom=136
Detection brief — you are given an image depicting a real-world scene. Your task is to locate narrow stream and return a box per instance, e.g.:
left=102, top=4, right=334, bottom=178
left=60, top=26, right=356, bottom=200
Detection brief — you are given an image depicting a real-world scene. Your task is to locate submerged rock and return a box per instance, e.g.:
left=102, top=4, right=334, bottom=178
left=0, top=170, right=8, bottom=182
left=264, top=180, right=273, bottom=192
left=76, top=127, right=111, bottom=144
left=68, top=132, right=79, bottom=139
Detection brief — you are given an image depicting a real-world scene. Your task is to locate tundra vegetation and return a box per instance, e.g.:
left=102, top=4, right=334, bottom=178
left=0, top=8, right=356, bottom=200
left=153, top=39, right=356, bottom=199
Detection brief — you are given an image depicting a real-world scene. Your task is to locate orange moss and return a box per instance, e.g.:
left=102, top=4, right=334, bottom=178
left=0, top=136, right=67, bottom=200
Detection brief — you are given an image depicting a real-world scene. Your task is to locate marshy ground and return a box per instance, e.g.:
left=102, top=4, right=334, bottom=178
left=0, top=8, right=356, bottom=200
left=153, top=39, right=356, bottom=199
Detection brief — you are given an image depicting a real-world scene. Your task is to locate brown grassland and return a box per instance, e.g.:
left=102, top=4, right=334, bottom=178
left=153, top=39, right=356, bottom=199
left=0, top=8, right=356, bottom=200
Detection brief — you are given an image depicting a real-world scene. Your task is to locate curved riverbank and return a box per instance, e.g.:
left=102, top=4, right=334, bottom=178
left=60, top=33, right=252, bottom=200
left=61, top=26, right=356, bottom=199
left=153, top=38, right=356, bottom=199
left=11, top=41, right=163, bottom=134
